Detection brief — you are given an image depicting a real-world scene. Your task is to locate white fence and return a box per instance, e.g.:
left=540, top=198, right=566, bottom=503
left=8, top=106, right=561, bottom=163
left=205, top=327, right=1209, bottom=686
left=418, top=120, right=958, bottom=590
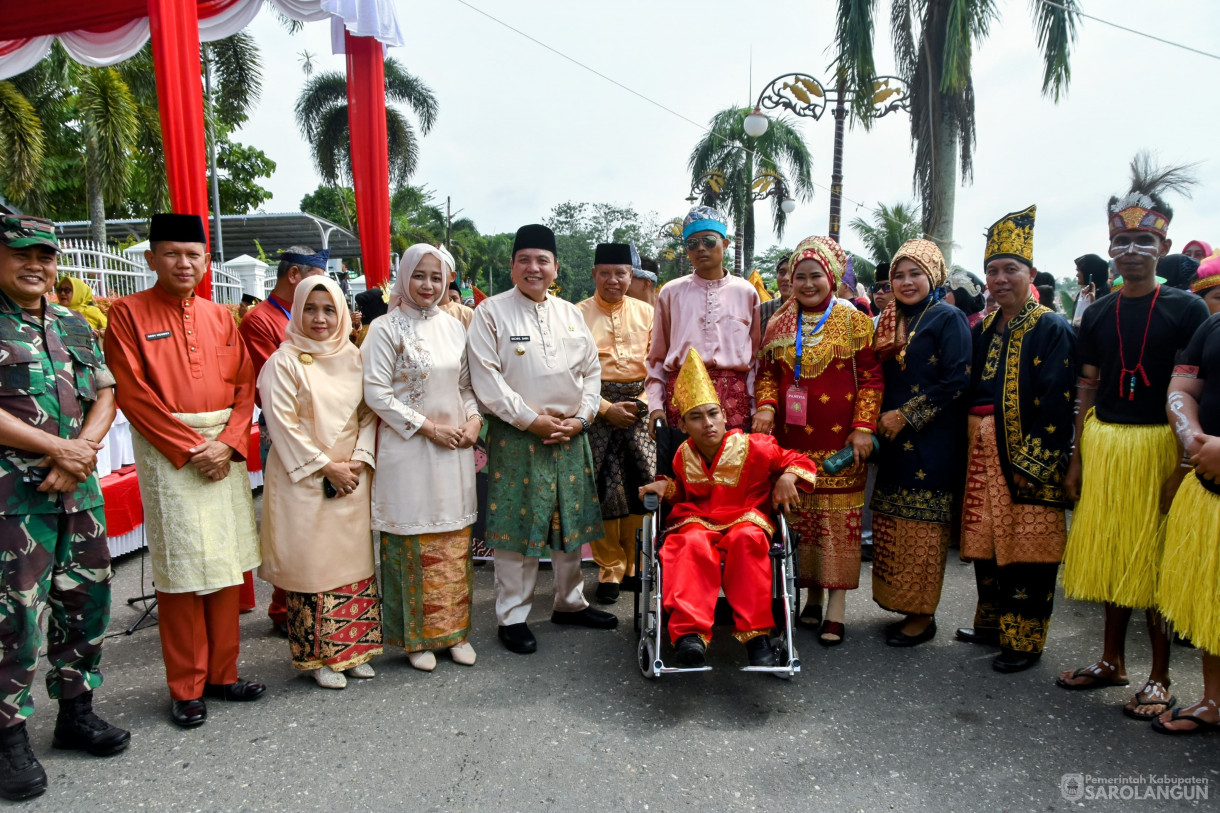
left=57, top=239, right=241, bottom=304
left=57, top=240, right=151, bottom=298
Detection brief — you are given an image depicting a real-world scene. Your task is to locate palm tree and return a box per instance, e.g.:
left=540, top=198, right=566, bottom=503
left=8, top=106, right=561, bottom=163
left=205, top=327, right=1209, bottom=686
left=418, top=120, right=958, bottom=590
left=295, top=58, right=437, bottom=194
left=849, top=201, right=923, bottom=265
left=0, top=35, right=265, bottom=243
left=833, top=0, right=1079, bottom=265
left=689, top=107, right=814, bottom=271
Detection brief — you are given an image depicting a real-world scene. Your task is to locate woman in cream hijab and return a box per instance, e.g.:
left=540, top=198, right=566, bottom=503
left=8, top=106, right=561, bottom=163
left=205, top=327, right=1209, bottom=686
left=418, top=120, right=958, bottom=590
left=258, top=275, right=382, bottom=689
left=364, top=244, right=482, bottom=671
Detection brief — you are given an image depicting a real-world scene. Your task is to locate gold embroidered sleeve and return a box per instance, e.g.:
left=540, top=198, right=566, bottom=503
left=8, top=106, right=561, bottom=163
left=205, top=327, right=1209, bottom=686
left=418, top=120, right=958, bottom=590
left=1011, top=435, right=1062, bottom=484
left=784, top=465, right=817, bottom=489
left=755, top=366, right=780, bottom=407
left=852, top=387, right=882, bottom=430
left=898, top=393, right=939, bottom=431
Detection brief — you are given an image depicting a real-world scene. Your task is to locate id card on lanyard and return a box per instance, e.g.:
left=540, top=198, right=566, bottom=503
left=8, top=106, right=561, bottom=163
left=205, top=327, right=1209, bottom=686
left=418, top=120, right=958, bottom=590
left=786, top=303, right=834, bottom=427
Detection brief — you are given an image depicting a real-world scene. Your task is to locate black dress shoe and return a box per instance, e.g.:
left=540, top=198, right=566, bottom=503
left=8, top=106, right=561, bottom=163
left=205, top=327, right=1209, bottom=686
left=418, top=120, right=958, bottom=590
left=498, top=622, right=537, bottom=654
left=673, top=634, right=706, bottom=667
left=993, top=650, right=1042, bottom=673
left=169, top=699, right=207, bottom=728
left=955, top=627, right=1000, bottom=646
left=551, top=607, right=619, bottom=629
left=595, top=581, right=621, bottom=605
left=0, top=722, right=46, bottom=801
left=620, top=575, right=642, bottom=593
left=202, top=679, right=265, bottom=702
left=745, top=635, right=777, bottom=667
left=52, top=692, right=130, bottom=756
left=886, top=619, right=937, bottom=647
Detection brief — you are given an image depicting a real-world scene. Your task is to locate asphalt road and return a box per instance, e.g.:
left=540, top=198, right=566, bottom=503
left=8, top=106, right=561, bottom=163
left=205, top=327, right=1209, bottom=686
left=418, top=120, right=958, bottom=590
left=13, top=527, right=1215, bottom=812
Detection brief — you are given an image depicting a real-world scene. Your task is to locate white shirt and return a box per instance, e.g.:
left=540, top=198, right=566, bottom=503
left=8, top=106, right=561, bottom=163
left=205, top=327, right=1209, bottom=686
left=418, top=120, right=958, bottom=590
left=467, top=287, right=602, bottom=429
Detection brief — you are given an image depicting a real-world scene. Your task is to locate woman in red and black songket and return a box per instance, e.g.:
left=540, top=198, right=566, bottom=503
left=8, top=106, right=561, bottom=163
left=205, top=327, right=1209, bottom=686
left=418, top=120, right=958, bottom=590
left=754, top=236, right=882, bottom=646
left=870, top=239, right=972, bottom=647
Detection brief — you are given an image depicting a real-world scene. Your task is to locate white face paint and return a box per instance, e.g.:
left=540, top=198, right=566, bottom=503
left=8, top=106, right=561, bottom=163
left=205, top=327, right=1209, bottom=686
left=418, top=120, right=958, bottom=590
left=1108, top=242, right=1161, bottom=259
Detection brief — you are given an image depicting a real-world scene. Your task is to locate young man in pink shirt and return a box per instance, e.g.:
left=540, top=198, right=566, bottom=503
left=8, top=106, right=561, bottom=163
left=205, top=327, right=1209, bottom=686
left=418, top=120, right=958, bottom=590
left=646, top=206, right=760, bottom=445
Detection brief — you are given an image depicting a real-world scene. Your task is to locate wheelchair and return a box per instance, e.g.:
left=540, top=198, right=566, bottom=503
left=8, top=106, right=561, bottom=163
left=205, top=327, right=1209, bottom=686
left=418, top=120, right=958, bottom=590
left=632, top=491, right=801, bottom=679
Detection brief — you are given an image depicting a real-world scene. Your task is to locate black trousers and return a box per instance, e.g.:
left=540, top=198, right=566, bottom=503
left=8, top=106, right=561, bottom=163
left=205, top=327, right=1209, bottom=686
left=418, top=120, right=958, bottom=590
left=971, top=559, right=1059, bottom=654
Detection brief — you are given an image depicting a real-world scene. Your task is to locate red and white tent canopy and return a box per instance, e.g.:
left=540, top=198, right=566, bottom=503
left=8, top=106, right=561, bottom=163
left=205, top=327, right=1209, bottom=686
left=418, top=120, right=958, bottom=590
left=0, top=0, right=401, bottom=294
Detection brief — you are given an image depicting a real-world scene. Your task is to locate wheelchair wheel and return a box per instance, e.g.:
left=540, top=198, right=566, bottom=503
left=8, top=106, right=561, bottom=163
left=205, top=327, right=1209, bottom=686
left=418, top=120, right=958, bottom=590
left=637, top=636, right=658, bottom=679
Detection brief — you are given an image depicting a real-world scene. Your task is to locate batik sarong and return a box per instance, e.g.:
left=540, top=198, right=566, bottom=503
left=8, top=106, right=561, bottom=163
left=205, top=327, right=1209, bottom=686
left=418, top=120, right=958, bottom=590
left=381, top=528, right=473, bottom=651
left=484, top=417, right=604, bottom=556
left=871, top=514, right=950, bottom=615
left=586, top=379, right=655, bottom=519
left=285, top=575, right=383, bottom=670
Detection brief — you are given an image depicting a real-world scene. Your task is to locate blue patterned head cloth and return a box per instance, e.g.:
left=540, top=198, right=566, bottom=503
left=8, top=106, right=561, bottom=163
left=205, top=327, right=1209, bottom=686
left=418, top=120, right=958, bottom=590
left=629, top=242, right=657, bottom=283
left=681, top=205, right=728, bottom=241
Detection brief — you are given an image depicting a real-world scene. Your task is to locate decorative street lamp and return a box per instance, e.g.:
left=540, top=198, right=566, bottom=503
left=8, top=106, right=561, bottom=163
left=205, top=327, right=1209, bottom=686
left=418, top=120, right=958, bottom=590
left=654, top=218, right=686, bottom=275
left=747, top=72, right=909, bottom=241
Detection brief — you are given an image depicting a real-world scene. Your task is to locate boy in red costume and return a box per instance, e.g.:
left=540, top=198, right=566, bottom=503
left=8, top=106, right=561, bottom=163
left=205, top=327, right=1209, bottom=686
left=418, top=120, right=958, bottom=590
left=640, top=348, right=817, bottom=667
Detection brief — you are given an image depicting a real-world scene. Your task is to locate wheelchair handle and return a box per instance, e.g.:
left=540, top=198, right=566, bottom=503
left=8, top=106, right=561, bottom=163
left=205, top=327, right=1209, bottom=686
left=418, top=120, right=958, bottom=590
left=643, top=492, right=660, bottom=512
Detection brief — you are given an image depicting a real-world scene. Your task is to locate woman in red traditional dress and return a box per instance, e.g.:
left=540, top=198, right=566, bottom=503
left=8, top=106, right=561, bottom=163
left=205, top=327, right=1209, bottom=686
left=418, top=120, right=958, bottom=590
left=753, top=236, right=883, bottom=646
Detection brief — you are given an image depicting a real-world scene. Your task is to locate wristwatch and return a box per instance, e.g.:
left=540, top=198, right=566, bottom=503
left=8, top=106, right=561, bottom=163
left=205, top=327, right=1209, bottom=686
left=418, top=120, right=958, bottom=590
left=576, top=416, right=590, bottom=434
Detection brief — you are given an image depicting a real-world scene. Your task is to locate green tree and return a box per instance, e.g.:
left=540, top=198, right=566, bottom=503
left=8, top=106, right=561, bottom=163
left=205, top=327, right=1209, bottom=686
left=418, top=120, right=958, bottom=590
left=848, top=201, right=923, bottom=265
left=294, top=58, right=437, bottom=192
left=0, top=35, right=272, bottom=241
left=833, top=0, right=1079, bottom=264
left=544, top=202, right=657, bottom=302
left=301, top=184, right=357, bottom=232
left=688, top=107, right=814, bottom=271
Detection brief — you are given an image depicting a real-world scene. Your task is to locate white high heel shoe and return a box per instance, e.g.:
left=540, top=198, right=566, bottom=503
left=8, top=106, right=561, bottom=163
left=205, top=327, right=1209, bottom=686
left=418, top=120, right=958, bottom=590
left=407, top=650, right=437, bottom=672
left=449, top=642, right=477, bottom=666
left=312, top=665, right=347, bottom=689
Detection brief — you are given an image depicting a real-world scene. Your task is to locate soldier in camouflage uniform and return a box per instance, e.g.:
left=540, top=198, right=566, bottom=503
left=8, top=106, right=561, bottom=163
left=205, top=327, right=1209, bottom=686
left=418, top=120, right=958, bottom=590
left=0, top=216, right=129, bottom=801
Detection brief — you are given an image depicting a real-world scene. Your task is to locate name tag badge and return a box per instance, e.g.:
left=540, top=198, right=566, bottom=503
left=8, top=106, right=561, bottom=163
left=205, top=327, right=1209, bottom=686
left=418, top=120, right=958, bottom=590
left=145, top=331, right=172, bottom=341
left=509, top=336, right=531, bottom=343
left=785, top=385, right=808, bottom=427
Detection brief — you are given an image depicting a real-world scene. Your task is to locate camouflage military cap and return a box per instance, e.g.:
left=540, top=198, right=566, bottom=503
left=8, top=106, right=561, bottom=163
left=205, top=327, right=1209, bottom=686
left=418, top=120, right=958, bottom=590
left=0, top=216, right=59, bottom=252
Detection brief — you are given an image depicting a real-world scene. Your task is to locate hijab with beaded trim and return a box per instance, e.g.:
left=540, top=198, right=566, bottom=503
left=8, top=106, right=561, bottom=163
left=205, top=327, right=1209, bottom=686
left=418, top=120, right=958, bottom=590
left=274, top=275, right=363, bottom=450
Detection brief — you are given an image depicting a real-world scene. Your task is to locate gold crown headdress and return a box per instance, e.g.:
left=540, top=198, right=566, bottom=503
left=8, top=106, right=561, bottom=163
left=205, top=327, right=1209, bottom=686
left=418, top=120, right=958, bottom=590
left=670, top=348, right=720, bottom=417
left=984, top=205, right=1036, bottom=266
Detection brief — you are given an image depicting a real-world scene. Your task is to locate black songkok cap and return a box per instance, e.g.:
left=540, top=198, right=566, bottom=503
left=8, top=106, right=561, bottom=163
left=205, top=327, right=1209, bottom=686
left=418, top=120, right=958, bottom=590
left=512, top=224, right=556, bottom=258
left=240, top=293, right=262, bottom=306
left=593, top=243, right=633, bottom=266
left=149, top=213, right=207, bottom=244
left=875, top=261, right=890, bottom=282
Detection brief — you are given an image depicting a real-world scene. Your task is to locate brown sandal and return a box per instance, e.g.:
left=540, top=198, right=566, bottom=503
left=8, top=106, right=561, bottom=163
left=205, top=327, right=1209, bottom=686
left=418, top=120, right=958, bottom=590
left=818, top=620, right=845, bottom=647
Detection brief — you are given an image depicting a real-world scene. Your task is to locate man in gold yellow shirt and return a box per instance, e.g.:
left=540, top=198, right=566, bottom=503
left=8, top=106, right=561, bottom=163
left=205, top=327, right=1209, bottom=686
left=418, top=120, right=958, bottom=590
left=577, top=243, right=656, bottom=603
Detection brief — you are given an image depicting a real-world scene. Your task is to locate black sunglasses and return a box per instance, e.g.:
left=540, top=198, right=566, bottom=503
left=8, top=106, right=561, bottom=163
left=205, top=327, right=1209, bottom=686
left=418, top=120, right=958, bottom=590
left=871, top=283, right=892, bottom=293
left=684, top=236, right=721, bottom=251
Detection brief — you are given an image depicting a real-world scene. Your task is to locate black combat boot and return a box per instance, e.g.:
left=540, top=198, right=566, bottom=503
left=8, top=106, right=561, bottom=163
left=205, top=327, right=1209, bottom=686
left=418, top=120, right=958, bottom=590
left=52, top=692, right=130, bottom=756
left=0, top=722, right=46, bottom=800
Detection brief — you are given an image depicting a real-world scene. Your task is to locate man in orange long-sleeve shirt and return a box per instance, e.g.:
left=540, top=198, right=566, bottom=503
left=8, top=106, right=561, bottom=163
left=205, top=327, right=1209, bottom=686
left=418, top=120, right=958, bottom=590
left=104, top=214, right=265, bottom=729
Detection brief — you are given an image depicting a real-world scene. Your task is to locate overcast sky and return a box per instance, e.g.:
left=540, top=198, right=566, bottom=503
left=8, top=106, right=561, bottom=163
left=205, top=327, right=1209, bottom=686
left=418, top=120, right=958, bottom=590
left=238, top=0, right=1219, bottom=281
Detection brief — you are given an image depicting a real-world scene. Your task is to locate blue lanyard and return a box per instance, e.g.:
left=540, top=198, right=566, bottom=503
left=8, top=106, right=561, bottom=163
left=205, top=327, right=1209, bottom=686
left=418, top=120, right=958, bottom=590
left=794, top=303, right=834, bottom=380
left=268, top=297, right=290, bottom=320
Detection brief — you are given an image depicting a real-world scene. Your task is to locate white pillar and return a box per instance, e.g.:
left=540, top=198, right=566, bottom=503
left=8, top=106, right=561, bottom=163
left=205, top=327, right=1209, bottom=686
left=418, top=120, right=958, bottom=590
left=224, top=254, right=268, bottom=298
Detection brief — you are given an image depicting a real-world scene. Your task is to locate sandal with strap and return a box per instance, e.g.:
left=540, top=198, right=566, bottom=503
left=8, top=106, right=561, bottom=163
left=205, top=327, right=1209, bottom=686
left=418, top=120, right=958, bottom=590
left=1151, top=707, right=1220, bottom=735
left=1055, top=661, right=1130, bottom=691
left=1123, top=679, right=1176, bottom=721
left=818, top=620, right=845, bottom=647
left=798, top=601, right=823, bottom=630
